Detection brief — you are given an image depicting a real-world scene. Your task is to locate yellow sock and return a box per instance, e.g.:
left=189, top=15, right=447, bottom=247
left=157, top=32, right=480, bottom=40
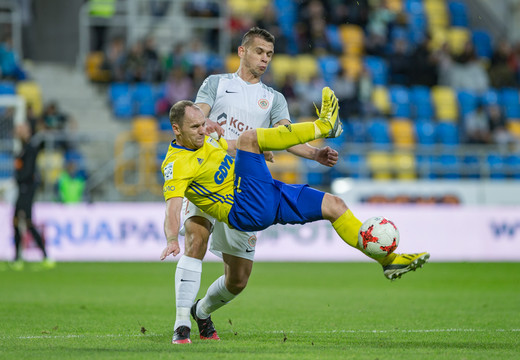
left=314, top=118, right=332, bottom=138
left=332, top=209, right=363, bottom=250
left=257, top=122, right=319, bottom=151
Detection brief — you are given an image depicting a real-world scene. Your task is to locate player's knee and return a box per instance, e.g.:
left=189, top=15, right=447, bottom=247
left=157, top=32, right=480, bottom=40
left=226, top=276, right=249, bottom=295
left=322, top=194, right=348, bottom=221
left=236, top=129, right=258, bottom=151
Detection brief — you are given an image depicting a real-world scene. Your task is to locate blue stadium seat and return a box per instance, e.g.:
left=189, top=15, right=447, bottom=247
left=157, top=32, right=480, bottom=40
left=505, top=154, right=520, bottom=179
left=480, top=88, right=500, bottom=105
left=340, top=152, right=365, bottom=178
left=0, top=81, right=16, bottom=95
left=0, top=152, right=13, bottom=179
left=113, top=94, right=134, bottom=119
left=325, top=25, right=344, bottom=53
left=389, top=85, right=411, bottom=117
left=410, top=86, right=434, bottom=118
left=303, top=158, right=327, bottom=186
left=436, top=122, right=460, bottom=145
left=462, top=154, right=481, bottom=178
left=158, top=116, right=172, bottom=132
left=472, top=30, right=493, bottom=59
left=345, top=119, right=366, bottom=143
left=404, top=0, right=424, bottom=15
left=435, top=154, right=461, bottom=179
left=500, top=88, right=520, bottom=118
left=457, top=90, right=479, bottom=117
left=487, top=154, right=506, bottom=179
left=317, top=55, right=341, bottom=84
left=132, top=83, right=154, bottom=102
left=448, top=1, right=468, bottom=27
left=416, top=154, right=435, bottom=179
left=363, top=56, right=388, bottom=85
left=108, top=83, right=130, bottom=104
left=415, top=118, right=436, bottom=145
left=366, top=117, right=391, bottom=145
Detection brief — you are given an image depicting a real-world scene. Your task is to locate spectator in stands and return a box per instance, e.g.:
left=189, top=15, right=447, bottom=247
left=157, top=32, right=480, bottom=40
left=408, top=36, right=438, bottom=87
left=185, top=39, right=210, bottom=69
left=487, top=103, right=516, bottom=148
left=450, top=41, right=490, bottom=93
left=294, top=73, right=326, bottom=117
left=388, top=38, right=412, bottom=85
left=366, top=0, right=396, bottom=43
left=0, top=35, right=26, bottom=80
left=156, top=68, right=193, bottom=115
left=489, top=40, right=517, bottom=88
left=89, top=0, right=116, bottom=52
left=163, top=42, right=192, bottom=77
left=123, top=40, right=147, bottom=82
left=295, top=0, right=330, bottom=54
left=56, top=159, right=87, bottom=204
left=143, top=36, right=162, bottom=82
left=41, top=101, right=76, bottom=151
left=333, top=68, right=359, bottom=118
left=103, top=36, right=126, bottom=82
left=280, top=73, right=301, bottom=117
left=463, top=102, right=490, bottom=144
left=257, top=4, right=289, bottom=54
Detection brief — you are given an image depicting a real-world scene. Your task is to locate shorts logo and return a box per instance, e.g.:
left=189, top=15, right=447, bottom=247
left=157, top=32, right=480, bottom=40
left=258, top=99, right=269, bottom=109
left=248, top=235, right=257, bottom=247
left=164, top=162, right=174, bottom=180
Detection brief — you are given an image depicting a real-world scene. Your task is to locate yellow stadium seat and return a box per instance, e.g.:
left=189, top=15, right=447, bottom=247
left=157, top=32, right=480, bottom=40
left=338, top=24, right=364, bottom=55
left=371, top=86, right=391, bottom=115
left=507, top=120, right=520, bottom=140
left=229, top=0, right=269, bottom=16
left=226, top=54, right=241, bottom=73
left=393, top=152, right=417, bottom=179
left=294, top=55, right=318, bottom=82
left=86, top=51, right=111, bottom=82
left=132, top=116, right=158, bottom=144
left=448, top=27, right=471, bottom=55
left=390, top=118, right=415, bottom=147
left=429, top=26, right=448, bottom=51
left=16, top=81, right=43, bottom=117
left=432, top=86, right=458, bottom=120
left=340, top=56, right=363, bottom=79
left=367, top=151, right=392, bottom=180
left=270, top=54, right=295, bottom=86
left=267, top=152, right=301, bottom=183
left=425, top=0, right=449, bottom=28
left=386, top=0, right=403, bottom=12
left=37, top=150, right=64, bottom=185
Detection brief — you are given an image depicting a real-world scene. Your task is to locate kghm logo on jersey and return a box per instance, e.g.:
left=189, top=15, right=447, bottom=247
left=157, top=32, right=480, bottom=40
left=258, top=98, right=269, bottom=109
left=214, top=154, right=234, bottom=184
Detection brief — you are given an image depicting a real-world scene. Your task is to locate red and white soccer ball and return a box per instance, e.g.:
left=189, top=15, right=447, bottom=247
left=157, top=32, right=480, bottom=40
left=358, top=216, right=400, bottom=259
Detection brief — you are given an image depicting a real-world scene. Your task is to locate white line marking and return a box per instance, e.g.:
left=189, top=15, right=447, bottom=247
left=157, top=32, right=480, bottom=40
left=2, top=329, right=519, bottom=340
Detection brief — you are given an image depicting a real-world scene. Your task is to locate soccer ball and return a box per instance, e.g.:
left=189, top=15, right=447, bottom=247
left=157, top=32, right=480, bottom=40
left=358, top=216, right=400, bottom=259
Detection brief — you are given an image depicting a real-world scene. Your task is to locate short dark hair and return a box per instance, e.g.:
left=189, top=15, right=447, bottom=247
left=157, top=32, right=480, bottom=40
left=241, top=27, right=275, bottom=48
left=169, top=100, right=194, bottom=127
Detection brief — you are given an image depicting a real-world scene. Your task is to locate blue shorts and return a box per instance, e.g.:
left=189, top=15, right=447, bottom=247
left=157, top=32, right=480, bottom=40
left=228, top=150, right=325, bottom=232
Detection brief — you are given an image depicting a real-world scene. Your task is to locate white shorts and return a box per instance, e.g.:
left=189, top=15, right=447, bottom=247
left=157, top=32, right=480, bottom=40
left=181, top=198, right=257, bottom=261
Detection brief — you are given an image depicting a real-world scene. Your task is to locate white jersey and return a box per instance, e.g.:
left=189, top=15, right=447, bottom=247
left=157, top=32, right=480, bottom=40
left=195, top=72, right=291, bottom=140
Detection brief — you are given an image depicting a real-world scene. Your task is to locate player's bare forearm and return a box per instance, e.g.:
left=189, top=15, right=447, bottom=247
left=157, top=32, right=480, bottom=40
left=161, top=197, right=183, bottom=260
left=287, top=144, right=338, bottom=167
left=225, top=139, right=237, bottom=157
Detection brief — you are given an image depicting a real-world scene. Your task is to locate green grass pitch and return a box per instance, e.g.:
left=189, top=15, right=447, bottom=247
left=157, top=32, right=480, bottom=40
left=1, top=261, right=519, bottom=359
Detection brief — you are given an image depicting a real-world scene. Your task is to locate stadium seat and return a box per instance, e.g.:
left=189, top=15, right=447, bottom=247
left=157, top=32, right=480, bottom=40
left=363, top=56, right=388, bottom=85
left=367, top=151, right=392, bottom=179
left=480, top=88, right=500, bottom=105
left=415, top=118, right=436, bottom=146
left=132, top=116, right=158, bottom=144
left=302, top=158, right=327, bottom=186
left=487, top=154, right=506, bottom=179
left=158, top=117, right=172, bottom=132
left=436, top=121, right=460, bottom=145
left=371, top=86, right=391, bottom=115
left=226, top=54, right=241, bottom=73
left=132, top=83, right=156, bottom=116
left=113, top=94, right=134, bottom=119
left=500, top=88, right=520, bottom=118
left=457, top=90, right=479, bottom=117
left=340, top=56, right=363, bottom=80
left=390, top=118, right=415, bottom=147
left=338, top=152, right=366, bottom=178
left=448, top=1, right=469, bottom=27
left=472, top=30, right=493, bottom=59
left=404, top=0, right=424, bottom=15
left=429, top=26, right=449, bottom=51
left=393, top=151, right=416, bottom=179
left=416, top=153, right=435, bottom=179
left=410, top=86, right=434, bottom=118
left=432, top=86, right=458, bottom=120
left=16, top=81, right=43, bottom=116
left=270, top=54, right=295, bottom=86
left=505, top=154, right=520, bottom=179
left=366, top=117, right=391, bottom=145
left=345, top=118, right=367, bottom=143
left=462, top=154, right=481, bottom=178
left=317, top=56, right=341, bottom=84
left=108, top=82, right=130, bottom=104
left=85, top=51, right=111, bottom=82
left=0, top=81, right=16, bottom=95
left=507, top=121, right=520, bottom=140
left=325, top=25, right=344, bottom=53
left=447, top=27, right=471, bottom=55
left=338, top=24, right=364, bottom=55
left=389, top=85, right=411, bottom=118
left=424, top=0, right=449, bottom=28
left=294, top=55, right=318, bottom=82
left=0, top=152, right=13, bottom=179
left=434, top=154, right=461, bottom=179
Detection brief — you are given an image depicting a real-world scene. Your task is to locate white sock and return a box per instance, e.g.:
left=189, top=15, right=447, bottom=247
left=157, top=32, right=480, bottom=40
left=174, top=255, right=202, bottom=329
left=196, top=275, right=236, bottom=320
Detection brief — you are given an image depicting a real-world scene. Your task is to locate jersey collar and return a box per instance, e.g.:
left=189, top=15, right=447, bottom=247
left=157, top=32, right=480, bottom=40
left=170, top=139, right=197, bottom=152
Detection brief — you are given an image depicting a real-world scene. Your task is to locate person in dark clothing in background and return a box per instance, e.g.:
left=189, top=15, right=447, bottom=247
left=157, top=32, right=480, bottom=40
left=11, top=123, right=55, bottom=270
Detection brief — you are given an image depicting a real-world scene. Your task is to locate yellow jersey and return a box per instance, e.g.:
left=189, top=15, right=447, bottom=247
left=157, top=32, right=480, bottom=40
left=161, top=136, right=234, bottom=224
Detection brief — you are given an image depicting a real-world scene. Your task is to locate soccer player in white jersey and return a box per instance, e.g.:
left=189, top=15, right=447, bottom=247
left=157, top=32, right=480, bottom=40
left=170, top=27, right=339, bottom=344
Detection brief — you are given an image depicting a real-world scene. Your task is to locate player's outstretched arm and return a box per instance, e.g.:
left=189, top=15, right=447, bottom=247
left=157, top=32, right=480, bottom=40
left=160, top=197, right=184, bottom=260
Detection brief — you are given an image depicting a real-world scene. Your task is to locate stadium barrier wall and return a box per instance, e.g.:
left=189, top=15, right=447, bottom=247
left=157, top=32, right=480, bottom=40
left=0, top=202, right=519, bottom=262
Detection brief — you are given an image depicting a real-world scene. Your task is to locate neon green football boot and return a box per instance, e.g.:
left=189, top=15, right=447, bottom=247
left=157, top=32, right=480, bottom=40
left=379, top=252, right=430, bottom=280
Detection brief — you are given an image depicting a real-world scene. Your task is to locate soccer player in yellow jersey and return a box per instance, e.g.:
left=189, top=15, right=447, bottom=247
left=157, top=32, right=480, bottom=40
left=160, top=89, right=429, bottom=343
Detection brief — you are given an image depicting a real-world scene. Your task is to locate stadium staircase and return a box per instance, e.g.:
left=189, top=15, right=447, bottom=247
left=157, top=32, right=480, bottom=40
left=29, top=62, right=129, bottom=201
